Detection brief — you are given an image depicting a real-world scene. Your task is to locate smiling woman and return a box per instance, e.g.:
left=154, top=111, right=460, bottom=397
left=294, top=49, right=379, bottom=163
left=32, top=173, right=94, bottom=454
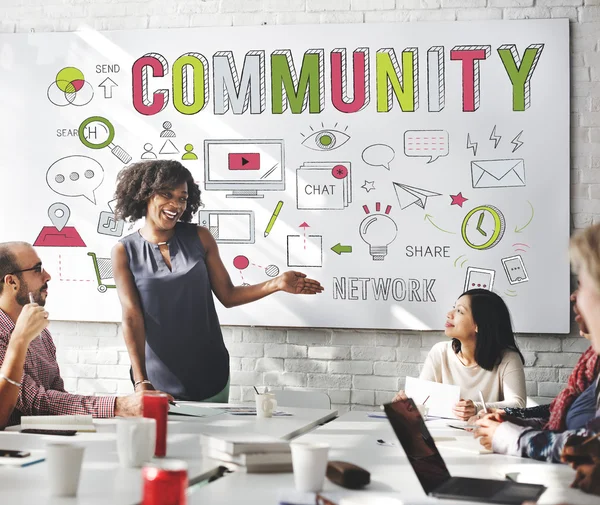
left=111, top=160, right=323, bottom=403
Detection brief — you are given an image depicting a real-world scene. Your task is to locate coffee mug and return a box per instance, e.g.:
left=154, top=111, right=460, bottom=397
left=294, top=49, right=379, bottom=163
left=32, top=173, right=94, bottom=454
left=255, top=393, right=277, bottom=418
left=117, top=417, right=156, bottom=468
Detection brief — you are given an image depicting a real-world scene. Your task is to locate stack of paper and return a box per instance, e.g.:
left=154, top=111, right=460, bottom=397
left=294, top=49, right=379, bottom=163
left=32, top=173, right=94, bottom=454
left=405, top=377, right=460, bottom=419
left=201, top=433, right=292, bottom=473
left=20, top=415, right=96, bottom=432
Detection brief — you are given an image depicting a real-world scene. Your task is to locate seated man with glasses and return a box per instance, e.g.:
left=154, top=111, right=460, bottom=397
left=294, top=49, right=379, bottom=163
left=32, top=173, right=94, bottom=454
left=0, top=241, right=156, bottom=427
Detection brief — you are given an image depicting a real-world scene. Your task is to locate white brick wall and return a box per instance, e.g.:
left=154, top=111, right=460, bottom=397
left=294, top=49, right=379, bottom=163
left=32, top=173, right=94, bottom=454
left=4, top=0, right=597, bottom=412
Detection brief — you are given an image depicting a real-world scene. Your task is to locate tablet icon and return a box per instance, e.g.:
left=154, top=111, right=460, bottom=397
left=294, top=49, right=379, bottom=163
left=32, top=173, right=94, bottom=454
left=502, top=255, right=529, bottom=284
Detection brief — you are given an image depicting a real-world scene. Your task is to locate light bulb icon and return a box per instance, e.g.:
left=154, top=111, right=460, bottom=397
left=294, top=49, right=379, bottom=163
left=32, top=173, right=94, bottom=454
left=359, top=209, right=398, bottom=261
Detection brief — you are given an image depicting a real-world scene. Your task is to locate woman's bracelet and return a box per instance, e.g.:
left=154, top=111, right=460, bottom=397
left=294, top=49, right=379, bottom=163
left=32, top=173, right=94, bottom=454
left=0, top=373, right=22, bottom=388
left=134, top=379, right=153, bottom=389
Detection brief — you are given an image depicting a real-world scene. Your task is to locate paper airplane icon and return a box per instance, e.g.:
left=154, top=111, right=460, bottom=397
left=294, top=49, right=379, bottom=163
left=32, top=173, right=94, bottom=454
left=393, top=182, right=441, bottom=210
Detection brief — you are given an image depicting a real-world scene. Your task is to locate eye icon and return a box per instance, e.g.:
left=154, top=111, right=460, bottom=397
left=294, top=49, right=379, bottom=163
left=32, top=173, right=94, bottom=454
left=301, top=129, right=351, bottom=151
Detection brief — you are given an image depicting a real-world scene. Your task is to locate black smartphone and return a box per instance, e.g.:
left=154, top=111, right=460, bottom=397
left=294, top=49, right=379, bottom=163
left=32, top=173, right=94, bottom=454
left=21, top=429, right=77, bottom=436
left=0, top=449, right=30, bottom=458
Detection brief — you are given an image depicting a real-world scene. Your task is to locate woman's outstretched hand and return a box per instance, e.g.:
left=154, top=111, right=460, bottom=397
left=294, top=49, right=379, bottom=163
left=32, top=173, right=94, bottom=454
left=277, top=271, right=324, bottom=295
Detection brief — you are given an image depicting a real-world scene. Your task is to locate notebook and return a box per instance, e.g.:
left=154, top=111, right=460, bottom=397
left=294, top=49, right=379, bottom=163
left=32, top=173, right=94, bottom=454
left=20, top=415, right=96, bottom=432
left=383, top=399, right=546, bottom=505
left=168, top=404, right=225, bottom=418
left=200, top=433, right=290, bottom=456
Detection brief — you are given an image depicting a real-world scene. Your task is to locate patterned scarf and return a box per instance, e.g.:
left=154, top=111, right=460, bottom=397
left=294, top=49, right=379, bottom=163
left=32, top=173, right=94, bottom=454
left=544, top=346, right=600, bottom=431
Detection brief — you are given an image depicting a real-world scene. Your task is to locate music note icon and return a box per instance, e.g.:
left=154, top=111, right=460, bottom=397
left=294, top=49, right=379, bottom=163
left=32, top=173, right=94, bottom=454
left=97, top=212, right=124, bottom=237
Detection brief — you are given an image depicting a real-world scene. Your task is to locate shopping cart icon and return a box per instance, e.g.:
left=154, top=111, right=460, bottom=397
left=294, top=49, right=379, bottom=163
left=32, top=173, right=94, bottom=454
left=87, top=252, right=116, bottom=293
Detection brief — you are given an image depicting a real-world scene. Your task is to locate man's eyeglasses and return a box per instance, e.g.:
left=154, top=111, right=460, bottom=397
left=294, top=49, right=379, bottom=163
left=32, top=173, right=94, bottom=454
left=2, top=263, right=44, bottom=281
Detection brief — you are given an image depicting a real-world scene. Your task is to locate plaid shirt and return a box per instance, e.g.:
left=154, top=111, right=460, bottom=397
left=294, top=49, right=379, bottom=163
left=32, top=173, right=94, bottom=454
left=0, top=309, right=115, bottom=426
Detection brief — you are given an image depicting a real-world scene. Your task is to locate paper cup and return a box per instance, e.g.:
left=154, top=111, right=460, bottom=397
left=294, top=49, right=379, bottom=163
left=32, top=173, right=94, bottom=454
left=290, top=442, right=329, bottom=492
left=46, top=443, right=85, bottom=497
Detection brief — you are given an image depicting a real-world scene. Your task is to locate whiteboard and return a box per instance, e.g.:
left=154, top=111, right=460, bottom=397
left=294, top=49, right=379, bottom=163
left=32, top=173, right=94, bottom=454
left=0, top=20, right=570, bottom=332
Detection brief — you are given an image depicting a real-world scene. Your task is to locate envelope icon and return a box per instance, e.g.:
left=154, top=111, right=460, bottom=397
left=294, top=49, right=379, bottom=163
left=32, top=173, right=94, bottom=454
left=471, top=159, right=525, bottom=188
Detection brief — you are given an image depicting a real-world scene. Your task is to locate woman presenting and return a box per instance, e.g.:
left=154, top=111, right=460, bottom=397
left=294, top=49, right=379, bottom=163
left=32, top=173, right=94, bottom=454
left=112, top=160, right=323, bottom=402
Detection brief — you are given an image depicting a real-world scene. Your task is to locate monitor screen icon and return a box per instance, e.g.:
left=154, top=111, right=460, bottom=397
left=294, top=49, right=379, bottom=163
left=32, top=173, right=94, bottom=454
left=204, top=139, right=285, bottom=198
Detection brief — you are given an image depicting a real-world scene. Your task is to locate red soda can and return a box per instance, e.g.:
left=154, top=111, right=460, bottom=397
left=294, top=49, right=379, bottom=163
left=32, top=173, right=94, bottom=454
left=143, top=392, right=169, bottom=457
left=141, top=460, right=188, bottom=505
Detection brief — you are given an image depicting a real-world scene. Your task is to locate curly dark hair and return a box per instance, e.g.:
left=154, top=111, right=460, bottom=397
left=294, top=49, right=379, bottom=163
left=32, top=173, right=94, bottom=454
left=113, top=160, right=201, bottom=223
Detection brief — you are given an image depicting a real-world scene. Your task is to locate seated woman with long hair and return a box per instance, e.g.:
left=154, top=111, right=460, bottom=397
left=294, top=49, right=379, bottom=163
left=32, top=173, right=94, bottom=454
left=394, top=288, right=526, bottom=420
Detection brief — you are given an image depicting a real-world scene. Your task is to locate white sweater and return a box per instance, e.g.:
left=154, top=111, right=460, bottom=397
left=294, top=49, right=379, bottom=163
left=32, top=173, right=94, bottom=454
left=419, top=341, right=527, bottom=410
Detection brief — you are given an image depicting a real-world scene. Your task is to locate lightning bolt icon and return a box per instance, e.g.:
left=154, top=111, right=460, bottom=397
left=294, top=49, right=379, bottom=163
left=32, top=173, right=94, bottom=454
left=489, top=125, right=501, bottom=148
left=511, top=130, right=524, bottom=152
left=466, top=133, right=478, bottom=156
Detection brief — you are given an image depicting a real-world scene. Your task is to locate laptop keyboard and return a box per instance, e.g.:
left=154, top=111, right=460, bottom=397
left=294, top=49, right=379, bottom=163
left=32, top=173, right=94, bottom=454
left=440, top=477, right=507, bottom=497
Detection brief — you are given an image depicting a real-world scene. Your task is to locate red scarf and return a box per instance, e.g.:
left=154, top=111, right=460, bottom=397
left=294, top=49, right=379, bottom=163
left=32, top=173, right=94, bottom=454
left=544, top=346, right=600, bottom=430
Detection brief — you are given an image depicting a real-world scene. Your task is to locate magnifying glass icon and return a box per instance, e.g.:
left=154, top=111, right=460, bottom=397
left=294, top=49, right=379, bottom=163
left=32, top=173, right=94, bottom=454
left=78, top=116, right=132, bottom=164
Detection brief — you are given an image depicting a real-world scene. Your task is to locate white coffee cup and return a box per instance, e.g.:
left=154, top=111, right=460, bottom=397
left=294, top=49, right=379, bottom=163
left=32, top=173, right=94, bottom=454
left=290, top=442, right=330, bottom=492
left=255, top=393, right=277, bottom=418
left=117, top=417, right=156, bottom=468
left=46, top=443, right=85, bottom=497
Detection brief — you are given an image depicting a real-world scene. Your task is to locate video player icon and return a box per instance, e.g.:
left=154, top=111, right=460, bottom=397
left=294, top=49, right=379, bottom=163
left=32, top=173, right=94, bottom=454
left=228, top=153, right=260, bottom=170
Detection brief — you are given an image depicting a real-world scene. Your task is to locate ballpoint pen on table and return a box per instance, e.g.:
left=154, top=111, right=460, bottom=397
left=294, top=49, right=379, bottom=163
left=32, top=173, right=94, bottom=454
left=478, top=390, right=488, bottom=414
left=581, top=432, right=600, bottom=446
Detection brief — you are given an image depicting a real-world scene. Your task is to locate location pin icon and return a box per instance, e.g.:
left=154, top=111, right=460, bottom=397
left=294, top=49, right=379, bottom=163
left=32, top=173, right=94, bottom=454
left=48, top=202, right=70, bottom=232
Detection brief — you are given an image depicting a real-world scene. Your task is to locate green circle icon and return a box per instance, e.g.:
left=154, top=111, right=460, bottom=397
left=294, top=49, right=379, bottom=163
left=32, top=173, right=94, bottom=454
left=56, top=67, right=85, bottom=93
left=461, top=205, right=505, bottom=250
left=78, top=116, right=115, bottom=149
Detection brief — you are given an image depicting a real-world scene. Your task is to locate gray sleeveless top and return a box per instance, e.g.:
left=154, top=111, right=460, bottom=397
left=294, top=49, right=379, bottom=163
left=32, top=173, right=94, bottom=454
left=120, top=222, right=229, bottom=401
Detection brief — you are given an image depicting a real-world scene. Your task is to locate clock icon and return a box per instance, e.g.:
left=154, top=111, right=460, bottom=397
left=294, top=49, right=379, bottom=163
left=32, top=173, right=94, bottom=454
left=461, top=205, right=505, bottom=250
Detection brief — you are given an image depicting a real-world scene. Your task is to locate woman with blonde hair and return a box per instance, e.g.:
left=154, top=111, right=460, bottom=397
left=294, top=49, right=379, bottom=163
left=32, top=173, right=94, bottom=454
left=476, top=223, right=600, bottom=497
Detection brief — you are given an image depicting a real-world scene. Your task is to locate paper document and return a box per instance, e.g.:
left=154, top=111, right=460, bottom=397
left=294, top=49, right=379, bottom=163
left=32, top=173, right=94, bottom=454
left=168, top=404, right=225, bottom=418
left=405, top=377, right=460, bottom=419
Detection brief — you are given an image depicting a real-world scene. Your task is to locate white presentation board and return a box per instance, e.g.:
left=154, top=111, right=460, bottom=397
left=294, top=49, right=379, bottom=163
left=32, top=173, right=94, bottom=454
left=0, top=20, right=570, bottom=332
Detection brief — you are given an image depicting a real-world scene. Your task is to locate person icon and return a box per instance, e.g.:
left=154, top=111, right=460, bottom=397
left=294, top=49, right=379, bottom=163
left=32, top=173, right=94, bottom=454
left=160, top=121, right=176, bottom=138
left=181, top=143, right=198, bottom=161
left=140, top=143, right=157, bottom=160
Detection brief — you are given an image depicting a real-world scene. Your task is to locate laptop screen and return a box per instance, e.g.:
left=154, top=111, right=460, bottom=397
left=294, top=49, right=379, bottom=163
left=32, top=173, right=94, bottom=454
left=384, top=399, right=452, bottom=494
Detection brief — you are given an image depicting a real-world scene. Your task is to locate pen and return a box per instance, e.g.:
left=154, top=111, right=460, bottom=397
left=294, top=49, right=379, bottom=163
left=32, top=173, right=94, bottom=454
left=169, top=400, right=179, bottom=407
left=478, top=390, right=488, bottom=414
left=581, top=432, right=600, bottom=446
left=264, top=201, right=284, bottom=237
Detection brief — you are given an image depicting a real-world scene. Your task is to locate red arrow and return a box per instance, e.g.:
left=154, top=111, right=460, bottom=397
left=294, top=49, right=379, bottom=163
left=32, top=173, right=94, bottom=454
left=299, top=223, right=311, bottom=249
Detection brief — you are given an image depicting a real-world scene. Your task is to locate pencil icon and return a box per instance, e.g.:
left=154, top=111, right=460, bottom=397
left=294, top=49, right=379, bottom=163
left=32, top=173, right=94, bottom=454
left=264, top=201, right=284, bottom=237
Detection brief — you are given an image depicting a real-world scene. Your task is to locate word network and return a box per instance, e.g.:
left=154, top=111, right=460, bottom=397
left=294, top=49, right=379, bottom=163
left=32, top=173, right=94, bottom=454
left=132, top=44, right=544, bottom=116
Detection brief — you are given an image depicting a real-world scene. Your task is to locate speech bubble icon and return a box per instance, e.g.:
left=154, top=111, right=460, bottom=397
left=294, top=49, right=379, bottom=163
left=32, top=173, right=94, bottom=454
left=361, top=144, right=395, bottom=170
left=46, top=155, right=104, bottom=204
left=404, top=130, right=449, bottom=164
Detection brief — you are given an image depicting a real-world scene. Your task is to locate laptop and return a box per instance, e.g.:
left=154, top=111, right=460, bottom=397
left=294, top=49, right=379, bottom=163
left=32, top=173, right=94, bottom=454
left=383, top=399, right=546, bottom=504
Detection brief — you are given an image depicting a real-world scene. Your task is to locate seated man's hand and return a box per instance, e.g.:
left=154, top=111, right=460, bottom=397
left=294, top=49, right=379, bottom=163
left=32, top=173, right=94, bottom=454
left=115, top=391, right=175, bottom=417
left=561, top=435, right=600, bottom=468
left=392, top=390, right=407, bottom=403
left=473, top=414, right=505, bottom=451
left=453, top=399, right=476, bottom=420
left=571, top=462, right=600, bottom=496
